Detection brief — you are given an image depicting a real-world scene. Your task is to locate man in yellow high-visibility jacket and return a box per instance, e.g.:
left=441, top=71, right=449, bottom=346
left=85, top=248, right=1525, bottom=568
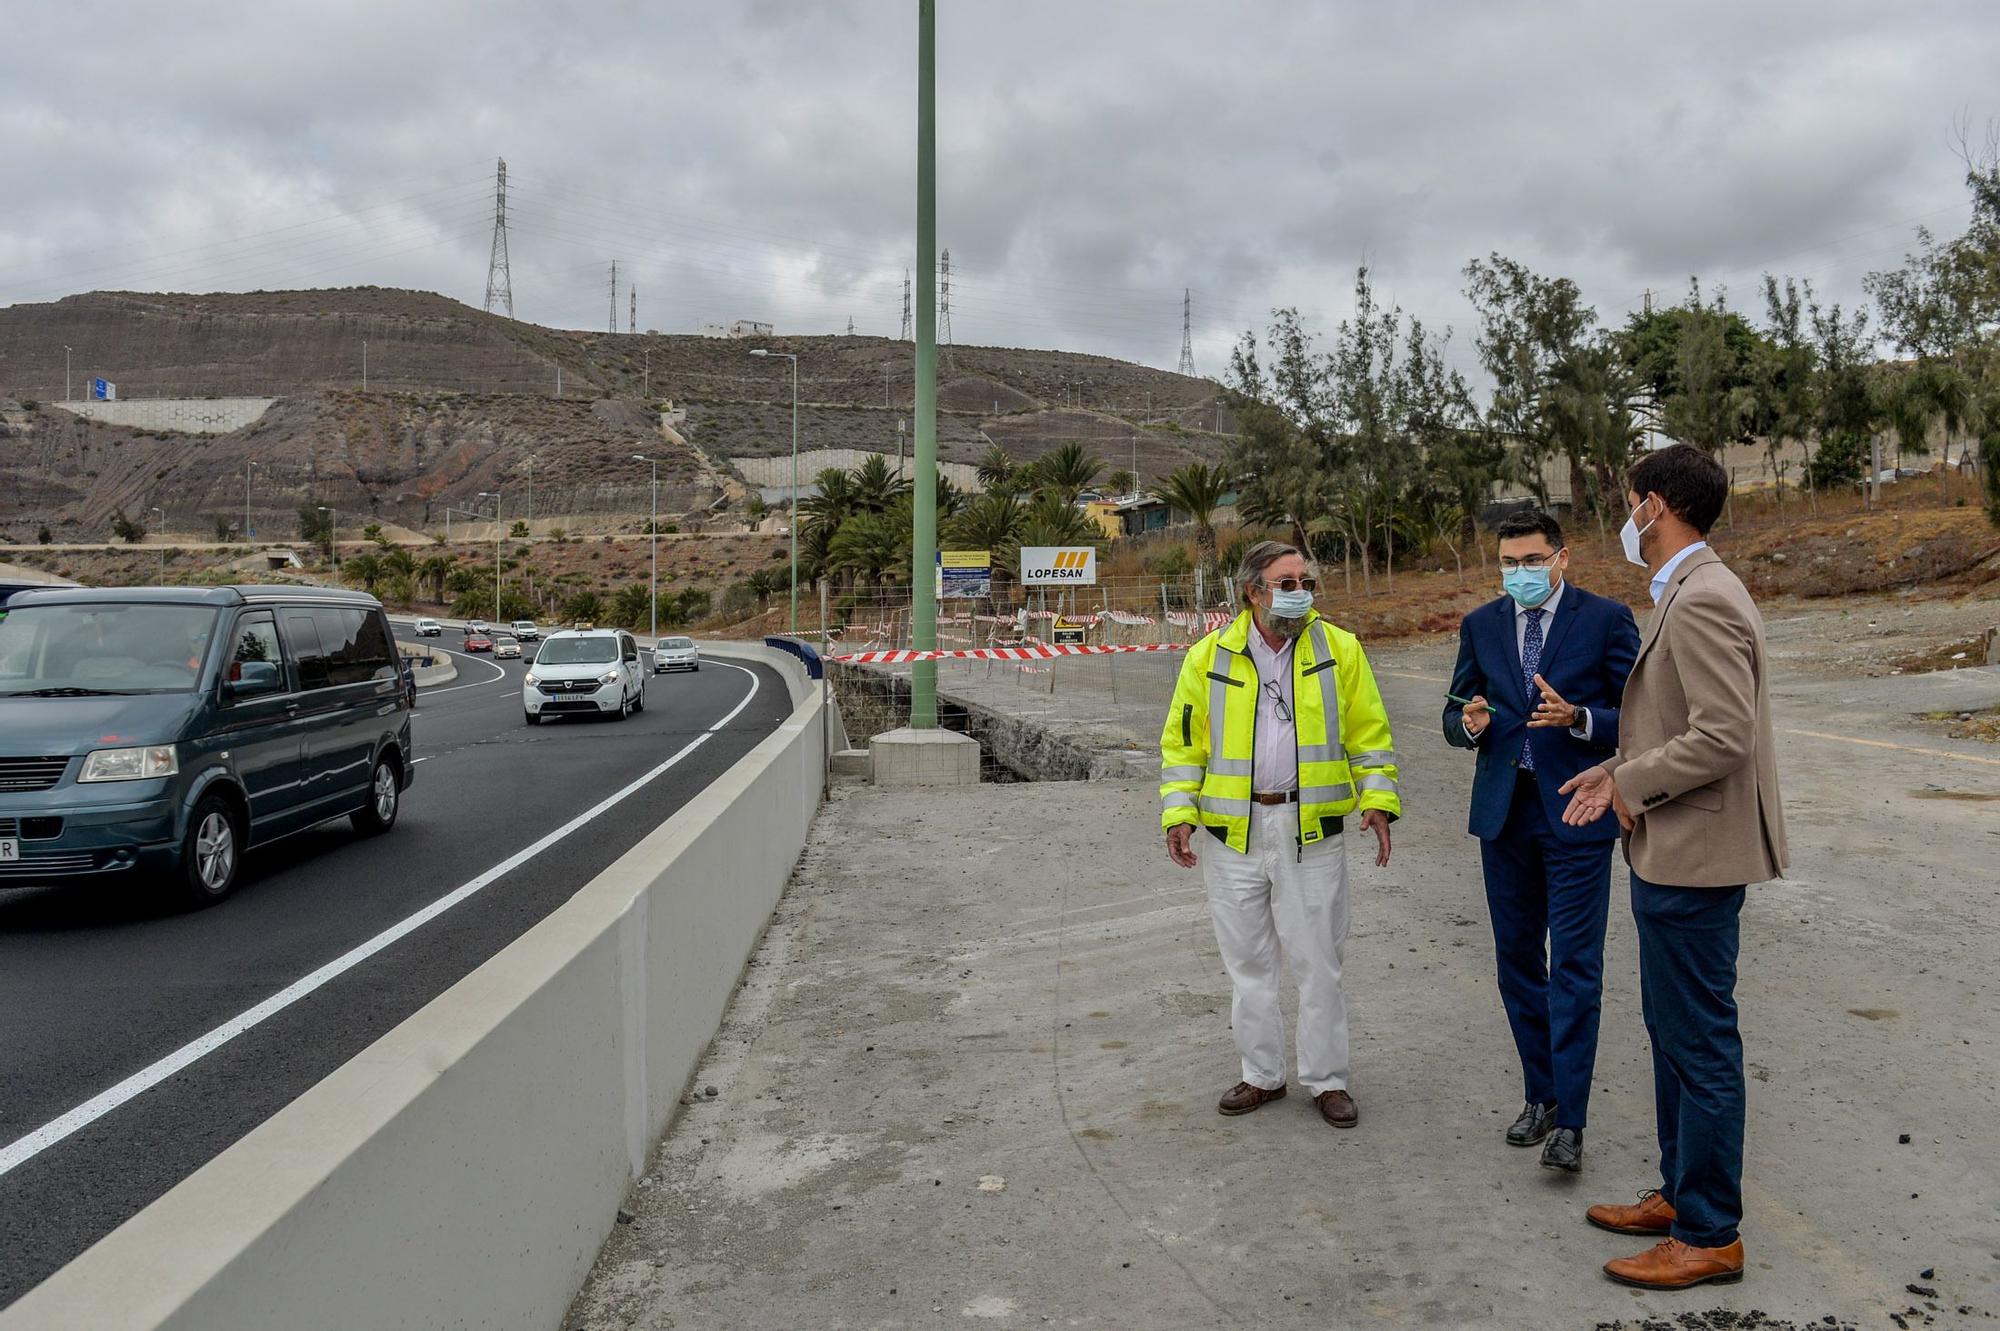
left=1161, top=541, right=1400, bottom=1129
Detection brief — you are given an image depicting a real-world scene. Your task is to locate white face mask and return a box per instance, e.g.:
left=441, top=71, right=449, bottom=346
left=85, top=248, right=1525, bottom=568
left=1620, top=497, right=1659, bottom=568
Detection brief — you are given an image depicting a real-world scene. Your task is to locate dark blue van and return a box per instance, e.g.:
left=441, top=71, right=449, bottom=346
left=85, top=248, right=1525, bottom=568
left=0, top=585, right=414, bottom=907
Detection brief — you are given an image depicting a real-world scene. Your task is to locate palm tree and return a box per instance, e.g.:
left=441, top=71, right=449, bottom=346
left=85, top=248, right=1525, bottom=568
left=1019, top=491, right=1102, bottom=549
left=825, top=513, right=905, bottom=588
left=1151, top=461, right=1235, bottom=571
left=948, top=491, right=1026, bottom=591
left=976, top=443, right=1019, bottom=493
left=342, top=552, right=384, bottom=594
left=1034, top=442, right=1104, bottom=502
left=851, top=454, right=911, bottom=514
left=1104, top=467, right=1136, bottom=496
left=417, top=554, right=456, bottom=604
left=381, top=547, right=417, bottom=580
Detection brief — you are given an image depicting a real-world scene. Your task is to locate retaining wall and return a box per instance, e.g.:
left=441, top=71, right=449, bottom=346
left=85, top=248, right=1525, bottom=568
left=1, top=643, right=825, bottom=1331
left=53, top=397, right=277, bottom=434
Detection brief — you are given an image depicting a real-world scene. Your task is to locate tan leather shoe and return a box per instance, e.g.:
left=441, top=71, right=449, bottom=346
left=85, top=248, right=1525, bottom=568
left=1603, top=1237, right=1745, bottom=1290
left=1217, top=1081, right=1286, bottom=1116
left=1314, top=1088, right=1358, bottom=1129
left=1586, top=1189, right=1676, bottom=1236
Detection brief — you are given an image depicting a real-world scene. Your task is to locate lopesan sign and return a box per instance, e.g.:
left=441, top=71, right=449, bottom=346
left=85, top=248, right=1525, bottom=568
left=1019, top=546, right=1097, bottom=586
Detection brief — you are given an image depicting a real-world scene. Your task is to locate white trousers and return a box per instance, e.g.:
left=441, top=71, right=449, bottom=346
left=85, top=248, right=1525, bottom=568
left=1201, top=801, right=1352, bottom=1095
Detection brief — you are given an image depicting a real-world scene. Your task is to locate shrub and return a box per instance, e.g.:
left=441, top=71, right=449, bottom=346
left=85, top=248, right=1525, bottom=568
left=36, top=526, right=51, bottom=545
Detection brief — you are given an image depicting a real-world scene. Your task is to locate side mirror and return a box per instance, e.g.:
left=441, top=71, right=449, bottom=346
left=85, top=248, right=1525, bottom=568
left=225, top=660, right=282, bottom=698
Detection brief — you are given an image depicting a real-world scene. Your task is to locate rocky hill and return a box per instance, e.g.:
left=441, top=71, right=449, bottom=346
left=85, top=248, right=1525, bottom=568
left=0, top=288, right=1229, bottom=542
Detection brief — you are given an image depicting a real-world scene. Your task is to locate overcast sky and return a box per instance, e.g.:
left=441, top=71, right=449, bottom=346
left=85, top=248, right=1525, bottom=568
left=3, top=1, right=1994, bottom=378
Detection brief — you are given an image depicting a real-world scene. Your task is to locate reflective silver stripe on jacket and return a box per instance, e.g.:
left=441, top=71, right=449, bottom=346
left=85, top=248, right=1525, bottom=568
left=1162, top=791, right=1199, bottom=810
left=1297, top=742, right=1341, bottom=764
left=1208, top=645, right=1235, bottom=761
left=1355, top=773, right=1399, bottom=793
left=1307, top=623, right=1340, bottom=747
left=1200, top=796, right=1252, bottom=818
left=1347, top=749, right=1397, bottom=769
left=1299, top=783, right=1355, bottom=805
left=1161, top=764, right=1205, bottom=784
left=1206, top=756, right=1253, bottom=777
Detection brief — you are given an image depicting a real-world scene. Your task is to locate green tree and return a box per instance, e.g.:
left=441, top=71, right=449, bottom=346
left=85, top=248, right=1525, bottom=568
left=610, top=582, right=653, bottom=628
left=976, top=443, right=1021, bottom=494
left=342, top=552, right=384, bottom=594
left=297, top=505, right=333, bottom=561
left=37, top=525, right=52, bottom=545
left=111, top=509, right=146, bottom=543
left=1464, top=253, right=1599, bottom=509
left=850, top=453, right=910, bottom=514
left=825, top=513, right=905, bottom=588
left=417, top=554, right=457, bottom=604
left=510, top=520, right=531, bottom=539
left=947, top=491, right=1026, bottom=595
left=1031, top=442, right=1104, bottom=503
left=1151, top=461, right=1235, bottom=571
left=564, top=590, right=604, bottom=624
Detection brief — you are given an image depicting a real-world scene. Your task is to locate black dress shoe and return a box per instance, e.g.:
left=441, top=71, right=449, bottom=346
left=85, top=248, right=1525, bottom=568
left=1540, top=1126, right=1583, bottom=1172
left=1505, top=1101, right=1557, bottom=1147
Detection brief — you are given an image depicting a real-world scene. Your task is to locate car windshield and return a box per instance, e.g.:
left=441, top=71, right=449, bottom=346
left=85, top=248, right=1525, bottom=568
left=536, top=636, right=618, bottom=665
left=662, top=637, right=694, bottom=650
left=496, top=636, right=517, bottom=645
left=0, top=603, right=221, bottom=695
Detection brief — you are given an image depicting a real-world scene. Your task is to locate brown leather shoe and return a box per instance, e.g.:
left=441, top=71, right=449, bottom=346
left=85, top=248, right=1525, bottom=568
left=1603, top=1237, right=1745, bottom=1290
left=1217, top=1081, right=1286, bottom=1116
left=1314, top=1088, right=1358, bottom=1129
left=1586, top=1189, right=1676, bottom=1236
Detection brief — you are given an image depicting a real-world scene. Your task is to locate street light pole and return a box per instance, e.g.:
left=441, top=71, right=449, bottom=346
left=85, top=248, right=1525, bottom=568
left=318, top=505, right=337, bottom=574
left=479, top=491, right=501, bottom=623
left=634, top=454, right=658, bottom=641
left=244, top=460, right=258, bottom=541
left=748, top=349, right=800, bottom=632
left=362, top=339, right=368, bottom=392
left=910, top=0, right=940, bottom=728
left=63, top=345, right=71, bottom=402
left=150, top=506, right=165, bottom=584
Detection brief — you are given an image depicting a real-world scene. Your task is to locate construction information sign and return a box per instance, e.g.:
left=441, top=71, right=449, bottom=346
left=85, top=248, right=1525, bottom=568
left=938, top=549, right=991, bottom=599
left=1020, top=546, right=1097, bottom=586
left=1051, top=617, right=1087, bottom=646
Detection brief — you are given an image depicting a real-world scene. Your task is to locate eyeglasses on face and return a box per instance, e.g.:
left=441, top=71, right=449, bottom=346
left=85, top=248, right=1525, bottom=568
left=1498, top=551, right=1564, bottom=571
left=1259, top=576, right=1318, bottom=593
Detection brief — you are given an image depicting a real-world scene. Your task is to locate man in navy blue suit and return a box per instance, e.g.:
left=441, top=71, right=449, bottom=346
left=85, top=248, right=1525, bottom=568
left=1443, top=510, right=1640, bottom=1173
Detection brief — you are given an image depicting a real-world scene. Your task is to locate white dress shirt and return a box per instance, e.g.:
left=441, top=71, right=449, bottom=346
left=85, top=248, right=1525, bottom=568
left=1244, top=623, right=1298, bottom=794
left=1649, top=541, right=1709, bottom=604
left=1466, top=577, right=1593, bottom=742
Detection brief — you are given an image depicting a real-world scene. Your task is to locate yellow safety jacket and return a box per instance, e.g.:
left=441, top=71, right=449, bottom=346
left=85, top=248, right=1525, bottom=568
left=1160, top=609, right=1400, bottom=853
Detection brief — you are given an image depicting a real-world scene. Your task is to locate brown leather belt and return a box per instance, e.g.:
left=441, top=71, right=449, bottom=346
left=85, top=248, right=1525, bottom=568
left=1250, top=791, right=1300, bottom=805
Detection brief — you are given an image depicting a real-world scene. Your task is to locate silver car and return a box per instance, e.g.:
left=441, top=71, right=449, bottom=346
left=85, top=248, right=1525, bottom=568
left=652, top=636, right=700, bottom=673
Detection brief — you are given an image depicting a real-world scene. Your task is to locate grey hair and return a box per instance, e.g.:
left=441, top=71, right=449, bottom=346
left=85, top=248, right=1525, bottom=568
left=1237, top=540, right=1305, bottom=604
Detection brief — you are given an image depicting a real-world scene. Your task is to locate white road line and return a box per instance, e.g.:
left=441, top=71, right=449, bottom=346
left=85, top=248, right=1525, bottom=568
left=416, top=646, right=510, bottom=696
left=0, top=661, right=764, bottom=1179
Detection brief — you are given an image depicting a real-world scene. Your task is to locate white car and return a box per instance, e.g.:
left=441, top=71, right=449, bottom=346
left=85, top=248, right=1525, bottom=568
left=493, top=634, right=522, bottom=659
left=510, top=619, right=541, bottom=641
left=523, top=629, right=645, bottom=724
left=413, top=617, right=442, bottom=637
left=653, top=635, right=700, bottom=673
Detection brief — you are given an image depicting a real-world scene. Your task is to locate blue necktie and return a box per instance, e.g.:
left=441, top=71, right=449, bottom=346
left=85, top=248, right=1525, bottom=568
left=1520, top=608, right=1544, bottom=771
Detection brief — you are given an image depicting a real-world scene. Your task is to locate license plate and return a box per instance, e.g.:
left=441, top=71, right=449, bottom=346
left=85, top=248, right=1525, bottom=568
left=0, top=839, right=17, bottom=862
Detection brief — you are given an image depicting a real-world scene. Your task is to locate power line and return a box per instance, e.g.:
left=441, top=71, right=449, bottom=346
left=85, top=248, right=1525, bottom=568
left=483, top=158, right=514, bottom=318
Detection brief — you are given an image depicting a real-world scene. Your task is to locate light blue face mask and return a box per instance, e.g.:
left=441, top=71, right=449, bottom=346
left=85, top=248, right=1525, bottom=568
left=1502, top=565, right=1556, bottom=608
left=1266, top=587, right=1315, bottom=619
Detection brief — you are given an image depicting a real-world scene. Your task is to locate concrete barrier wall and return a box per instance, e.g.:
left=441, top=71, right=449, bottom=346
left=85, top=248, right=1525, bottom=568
left=53, top=397, right=277, bottom=434
left=2, top=643, right=822, bottom=1331
left=730, top=447, right=982, bottom=493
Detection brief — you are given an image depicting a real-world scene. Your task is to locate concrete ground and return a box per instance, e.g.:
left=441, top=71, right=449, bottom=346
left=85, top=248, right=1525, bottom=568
left=572, top=607, right=2000, bottom=1331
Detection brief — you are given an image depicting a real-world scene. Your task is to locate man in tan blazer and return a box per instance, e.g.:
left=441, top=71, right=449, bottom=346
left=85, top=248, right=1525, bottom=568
left=1559, top=443, right=1786, bottom=1291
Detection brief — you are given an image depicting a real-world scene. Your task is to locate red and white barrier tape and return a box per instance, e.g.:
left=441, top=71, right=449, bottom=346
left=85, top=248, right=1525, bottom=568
left=830, top=642, right=1191, bottom=664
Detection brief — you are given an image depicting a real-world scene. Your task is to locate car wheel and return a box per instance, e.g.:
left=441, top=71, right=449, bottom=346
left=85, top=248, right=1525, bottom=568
left=351, top=755, right=402, bottom=835
left=525, top=710, right=541, bottom=726
left=178, top=793, right=243, bottom=908
left=633, top=685, right=645, bottom=713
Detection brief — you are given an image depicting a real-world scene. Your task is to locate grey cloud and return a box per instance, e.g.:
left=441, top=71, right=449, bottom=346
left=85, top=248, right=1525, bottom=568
left=2, top=0, right=1994, bottom=369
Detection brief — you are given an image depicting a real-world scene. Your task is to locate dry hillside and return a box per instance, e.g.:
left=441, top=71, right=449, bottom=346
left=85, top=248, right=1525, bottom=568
left=0, top=287, right=1227, bottom=541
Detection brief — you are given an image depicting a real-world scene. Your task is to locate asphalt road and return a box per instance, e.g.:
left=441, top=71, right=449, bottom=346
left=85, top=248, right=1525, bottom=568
left=0, top=633, right=792, bottom=1309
